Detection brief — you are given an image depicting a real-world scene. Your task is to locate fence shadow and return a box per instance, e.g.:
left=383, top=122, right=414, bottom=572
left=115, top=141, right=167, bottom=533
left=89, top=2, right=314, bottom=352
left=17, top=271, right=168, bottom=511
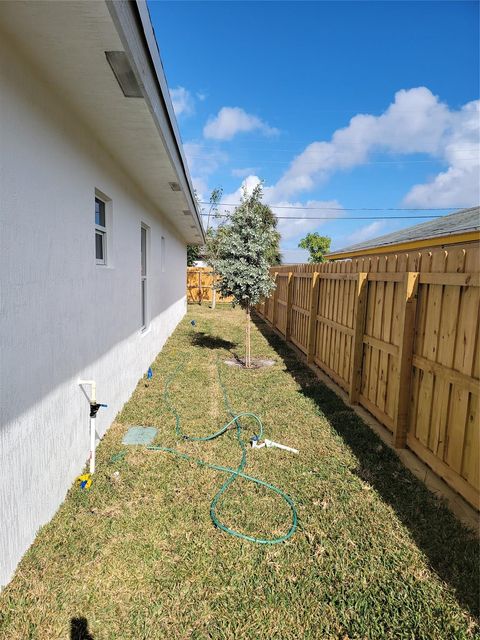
left=253, top=315, right=480, bottom=620
left=191, top=331, right=237, bottom=351
left=70, top=617, right=94, bottom=640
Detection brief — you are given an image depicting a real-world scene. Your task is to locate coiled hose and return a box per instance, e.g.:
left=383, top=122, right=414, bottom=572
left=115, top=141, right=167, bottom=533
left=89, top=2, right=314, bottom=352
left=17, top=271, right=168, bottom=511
left=148, top=357, right=297, bottom=544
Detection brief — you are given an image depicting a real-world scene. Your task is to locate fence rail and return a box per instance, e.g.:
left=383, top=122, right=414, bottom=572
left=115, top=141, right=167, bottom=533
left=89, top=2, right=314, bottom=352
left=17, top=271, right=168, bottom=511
left=256, top=245, right=480, bottom=510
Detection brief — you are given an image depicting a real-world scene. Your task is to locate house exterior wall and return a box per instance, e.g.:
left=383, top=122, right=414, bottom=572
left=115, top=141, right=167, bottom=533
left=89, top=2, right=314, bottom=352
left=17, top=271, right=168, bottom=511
left=0, top=33, right=187, bottom=587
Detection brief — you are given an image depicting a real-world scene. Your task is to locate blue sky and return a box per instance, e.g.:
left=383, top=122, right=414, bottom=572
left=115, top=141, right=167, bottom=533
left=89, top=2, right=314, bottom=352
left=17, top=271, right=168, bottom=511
left=148, top=0, right=479, bottom=261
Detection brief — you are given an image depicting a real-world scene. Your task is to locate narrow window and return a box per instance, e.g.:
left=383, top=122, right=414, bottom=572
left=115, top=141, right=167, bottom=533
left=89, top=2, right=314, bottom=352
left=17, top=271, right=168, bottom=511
left=95, top=197, right=107, bottom=264
left=161, top=236, right=166, bottom=273
left=141, top=225, right=148, bottom=330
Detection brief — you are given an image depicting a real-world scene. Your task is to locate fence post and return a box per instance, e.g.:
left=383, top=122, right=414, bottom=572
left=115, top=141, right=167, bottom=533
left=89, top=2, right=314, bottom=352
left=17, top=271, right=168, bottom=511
left=349, top=272, right=368, bottom=404
left=392, top=271, right=420, bottom=448
left=271, top=272, right=279, bottom=328
left=307, top=273, right=320, bottom=364
left=285, top=272, right=293, bottom=340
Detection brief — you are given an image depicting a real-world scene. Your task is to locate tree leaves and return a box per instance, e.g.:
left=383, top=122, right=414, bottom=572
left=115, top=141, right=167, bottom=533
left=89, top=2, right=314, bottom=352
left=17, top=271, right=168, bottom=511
left=212, top=184, right=276, bottom=309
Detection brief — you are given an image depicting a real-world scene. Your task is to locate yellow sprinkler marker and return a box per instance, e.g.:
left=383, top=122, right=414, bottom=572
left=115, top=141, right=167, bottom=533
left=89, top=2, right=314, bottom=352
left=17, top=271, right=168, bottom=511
left=77, top=473, right=92, bottom=490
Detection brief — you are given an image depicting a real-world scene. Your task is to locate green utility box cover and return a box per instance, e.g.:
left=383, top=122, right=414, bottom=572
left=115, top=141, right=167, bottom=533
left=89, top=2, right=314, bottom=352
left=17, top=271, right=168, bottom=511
left=122, top=426, right=157, bottom=445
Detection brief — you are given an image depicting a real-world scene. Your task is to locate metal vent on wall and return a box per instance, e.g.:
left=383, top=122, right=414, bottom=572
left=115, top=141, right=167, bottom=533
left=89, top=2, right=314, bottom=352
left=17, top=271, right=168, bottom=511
left=169, top=182, right=182, bottom=192
left=105, top=51, right=143, bottom=98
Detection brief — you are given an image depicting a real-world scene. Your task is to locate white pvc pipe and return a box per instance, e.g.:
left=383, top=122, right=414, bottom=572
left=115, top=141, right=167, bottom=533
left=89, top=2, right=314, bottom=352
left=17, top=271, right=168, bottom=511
left=252, top=438, right=299, bottom=454
left=89, top=416, right=96, bottom=474
left=79, top=380, right=96, bottom=403
left=265, top=439, right=299, bottom=454
left=78, top=380, right=97, bottom=474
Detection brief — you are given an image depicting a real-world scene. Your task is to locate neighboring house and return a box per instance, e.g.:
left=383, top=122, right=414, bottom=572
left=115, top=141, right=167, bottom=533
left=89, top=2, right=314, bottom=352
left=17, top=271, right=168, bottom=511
left=0, top=1, right=204, bottom=587
left=328, top=206, right=480, bottom=260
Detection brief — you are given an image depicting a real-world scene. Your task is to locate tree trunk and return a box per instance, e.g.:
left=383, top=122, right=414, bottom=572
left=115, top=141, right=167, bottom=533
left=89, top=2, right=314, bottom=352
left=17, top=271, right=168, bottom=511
left=245, top=303, right=251, bottom=368
left=211, top=271, right=216, bottom=310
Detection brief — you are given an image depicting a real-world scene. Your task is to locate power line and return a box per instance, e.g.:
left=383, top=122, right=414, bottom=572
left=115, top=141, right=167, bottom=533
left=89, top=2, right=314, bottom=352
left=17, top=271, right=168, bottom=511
left=200, top=213, right=441, bottom=221
left=189, top=156, right=476, bottom=167
left=190, top=143, right=478, bottom=152
left=198, top=202, right=465, bottom=212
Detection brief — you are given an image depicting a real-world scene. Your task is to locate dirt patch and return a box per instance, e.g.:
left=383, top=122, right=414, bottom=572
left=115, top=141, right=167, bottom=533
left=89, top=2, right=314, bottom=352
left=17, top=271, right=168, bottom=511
left=224, top=357, right=275, bottom=369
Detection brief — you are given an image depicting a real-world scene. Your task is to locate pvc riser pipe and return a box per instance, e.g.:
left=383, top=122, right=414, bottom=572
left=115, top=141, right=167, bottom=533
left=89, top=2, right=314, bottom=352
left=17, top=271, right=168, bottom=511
left=90, top=417, right=96, bottom=474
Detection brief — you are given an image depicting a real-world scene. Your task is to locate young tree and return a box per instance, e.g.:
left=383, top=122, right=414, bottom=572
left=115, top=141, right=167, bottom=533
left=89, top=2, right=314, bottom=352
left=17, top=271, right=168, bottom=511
left=298, top=232, right=331, bottom=263
left=213, top=184, right=276, bottom=367
left=187, top=245, right=200, bottom=267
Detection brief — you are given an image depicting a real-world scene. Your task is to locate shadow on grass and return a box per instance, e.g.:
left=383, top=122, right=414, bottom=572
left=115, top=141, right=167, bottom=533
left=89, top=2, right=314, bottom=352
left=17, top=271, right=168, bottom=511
left=253, top=315, right=480, bottom=620
left=70, top=617, right=94, bottom=639
left=191, top=331, right=237, bottom=351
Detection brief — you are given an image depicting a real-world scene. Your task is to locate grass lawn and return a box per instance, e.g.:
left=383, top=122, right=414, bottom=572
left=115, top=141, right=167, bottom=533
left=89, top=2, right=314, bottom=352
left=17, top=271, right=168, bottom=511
left=0, top=305, right=478, bottom=639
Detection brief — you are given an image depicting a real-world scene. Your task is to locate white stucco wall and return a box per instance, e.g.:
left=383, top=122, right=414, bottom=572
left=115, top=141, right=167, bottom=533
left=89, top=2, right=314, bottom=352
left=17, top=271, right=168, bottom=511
left=0, top=34, right=187, bottom=587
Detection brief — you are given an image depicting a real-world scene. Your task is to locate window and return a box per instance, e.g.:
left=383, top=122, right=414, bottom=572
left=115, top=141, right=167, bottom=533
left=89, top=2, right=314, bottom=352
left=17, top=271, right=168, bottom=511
left=141, top=225, right=149, bottom=330
left=95, top=197, right=107, bottom=264
left=161, top=236, right=166, bottom=273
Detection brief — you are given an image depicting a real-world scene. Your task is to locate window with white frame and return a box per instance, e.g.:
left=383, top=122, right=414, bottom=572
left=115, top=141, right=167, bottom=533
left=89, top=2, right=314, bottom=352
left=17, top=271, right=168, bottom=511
left=95, top=196, right=107, bottom=264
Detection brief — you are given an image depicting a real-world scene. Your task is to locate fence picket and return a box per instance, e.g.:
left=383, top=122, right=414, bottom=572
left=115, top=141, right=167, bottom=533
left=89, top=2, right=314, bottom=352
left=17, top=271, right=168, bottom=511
left=349, top=273, right=368, bottom=404
left=392, top=272, right=420, bottom=448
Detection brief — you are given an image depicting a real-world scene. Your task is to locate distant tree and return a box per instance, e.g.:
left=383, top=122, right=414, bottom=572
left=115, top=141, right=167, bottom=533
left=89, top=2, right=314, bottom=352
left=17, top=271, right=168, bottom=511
left=298, top=233, right=331, bottom=263
left=187, top=245, right=200, bottom=266
left=212, top=184, right=276, bottom=367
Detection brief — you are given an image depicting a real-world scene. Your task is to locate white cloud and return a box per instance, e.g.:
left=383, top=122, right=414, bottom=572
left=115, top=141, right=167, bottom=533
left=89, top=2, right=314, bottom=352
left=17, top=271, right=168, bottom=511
left=183, top=142, right=228, bottom=208
left=345, top=221, right=386, bottom=245
left=207, top=88, right=478, bottom=260
left=203, top=107, right=279, bottom=141
left=404, top=100, right=480, bottom=206
left=184, top=141, right=227, bottom=177
left=170, top=86, right=195, bottom=118
left=268, top=88, right=479, bottom=205
left=220, top=175, right=263, bottom=208
left=269, top=198, right=344, bottom=243
left=281, top=248, right=310, bottom=264
left=231, top=167, right=259, bottom=178
left=190, top=177, right=209, bottom=204
left=220, top=175, right=343, bottom=244
left=197, top=92, right=207, bottom=102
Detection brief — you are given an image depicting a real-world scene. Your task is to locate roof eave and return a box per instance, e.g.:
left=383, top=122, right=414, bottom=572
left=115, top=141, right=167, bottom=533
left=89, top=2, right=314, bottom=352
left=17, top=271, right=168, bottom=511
left=106, top=0, right=205, bottom=244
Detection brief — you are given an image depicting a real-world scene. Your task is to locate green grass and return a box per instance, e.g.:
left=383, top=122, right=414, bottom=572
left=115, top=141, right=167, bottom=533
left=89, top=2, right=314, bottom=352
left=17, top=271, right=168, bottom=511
left=1, top=305, right=478, bottom=639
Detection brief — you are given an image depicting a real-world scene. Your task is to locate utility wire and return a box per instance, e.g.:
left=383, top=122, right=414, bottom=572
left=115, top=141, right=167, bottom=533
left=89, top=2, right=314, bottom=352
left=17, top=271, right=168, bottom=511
left=200, top=213, right=441, bottom=220
left=199, top=202, right=466, bottom=211
left=189, top=156, right=476, bottom=167
left=193, top=143, right=478, bottom=151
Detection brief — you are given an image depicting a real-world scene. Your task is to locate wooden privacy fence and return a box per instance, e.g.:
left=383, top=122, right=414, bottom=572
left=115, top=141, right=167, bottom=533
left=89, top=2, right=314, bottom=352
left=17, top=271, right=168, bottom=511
left=187, top=267, right=233, bottom=304
left=256, top=246, right=480, bottom=510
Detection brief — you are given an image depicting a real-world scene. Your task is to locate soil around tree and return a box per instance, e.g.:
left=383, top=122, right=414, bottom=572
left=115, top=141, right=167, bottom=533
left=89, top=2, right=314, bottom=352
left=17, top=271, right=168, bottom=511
left=224, top=357, right=276, bottom=369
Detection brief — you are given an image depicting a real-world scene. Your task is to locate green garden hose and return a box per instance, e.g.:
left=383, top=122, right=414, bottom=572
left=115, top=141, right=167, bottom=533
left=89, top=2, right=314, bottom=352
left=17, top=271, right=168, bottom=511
left=148, top=358, right=297, bottom=544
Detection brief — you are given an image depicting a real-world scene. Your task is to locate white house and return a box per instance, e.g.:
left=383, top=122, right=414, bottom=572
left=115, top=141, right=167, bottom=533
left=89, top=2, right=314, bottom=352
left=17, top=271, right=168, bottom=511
left=0, top=1, right=204, bottom=587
